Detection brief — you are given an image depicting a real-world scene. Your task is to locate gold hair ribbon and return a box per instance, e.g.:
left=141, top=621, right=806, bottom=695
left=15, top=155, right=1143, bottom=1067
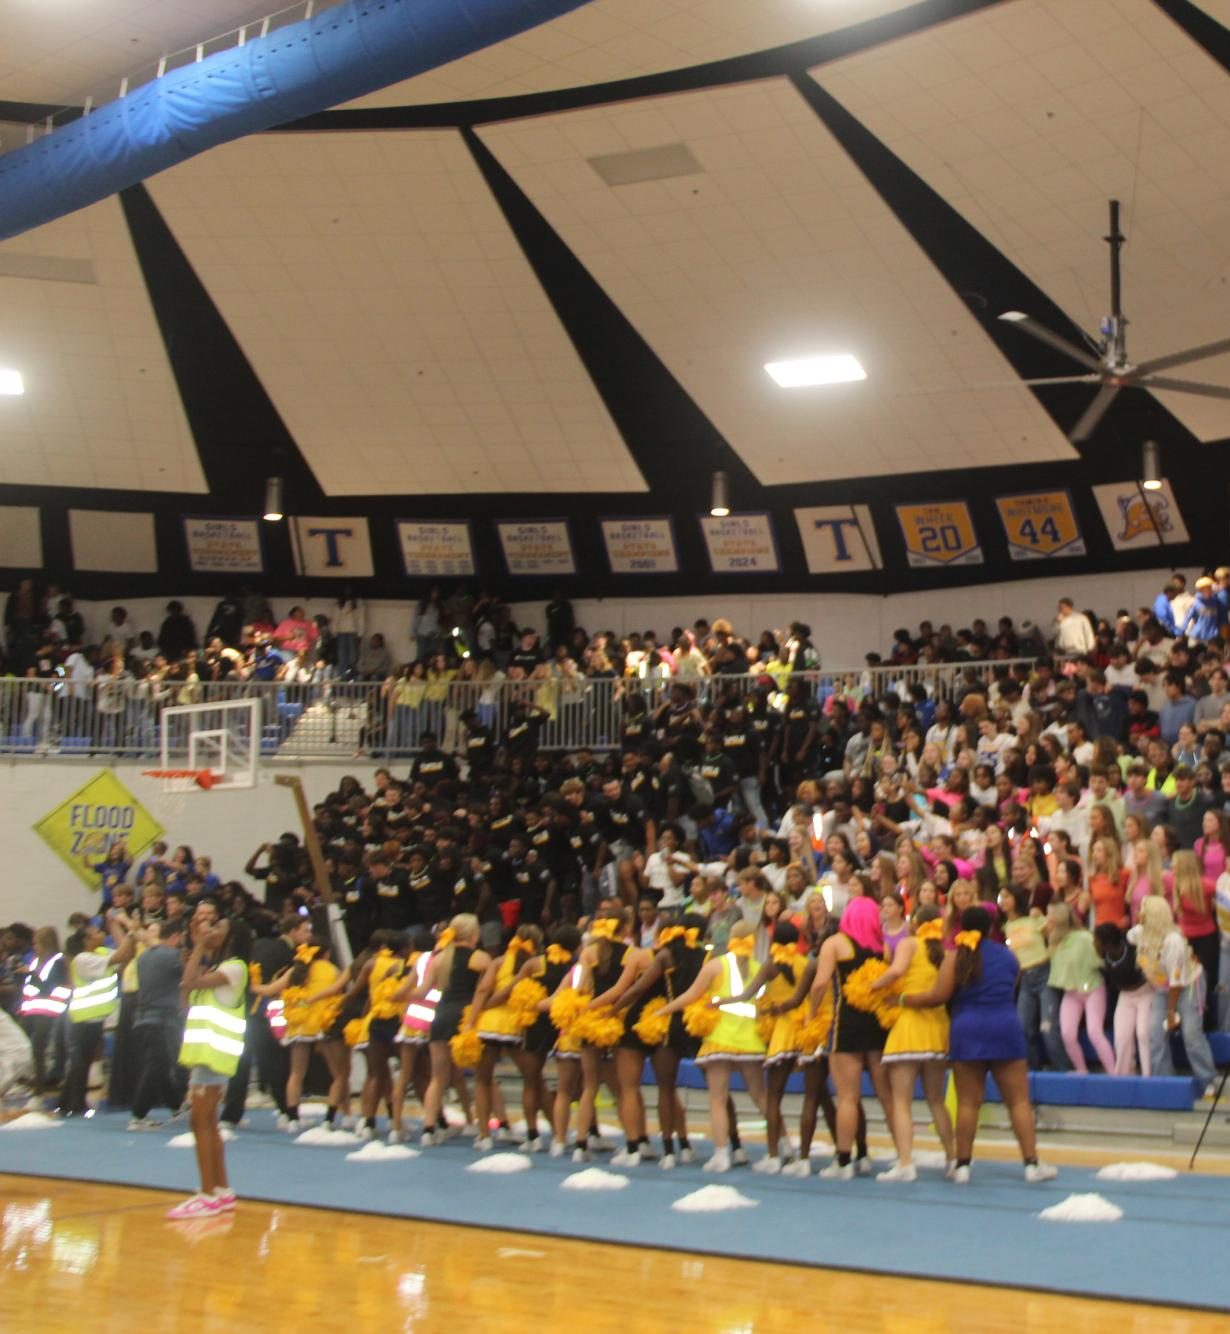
left=545, top=944, right=572, bottom=965
left=770, top=943, right=798, bottom=967
left=915, top=920, right=944, bottom=943
left=509, top=937, right=535, bottom=956
left=435, top=929, right=456, bottom=950
left=954, top=930, right=983, bottom=951
left=658, top=926, right=700, bottom=949
left=294, top=944, right=319, bottom=965
left=590, top=918, right=622, bottom=942
left=726, top=935, right=755, bottom=958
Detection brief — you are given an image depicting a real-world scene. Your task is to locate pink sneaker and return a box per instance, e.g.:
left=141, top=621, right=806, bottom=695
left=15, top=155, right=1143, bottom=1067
left=212, top=1190, right=236, bottom=1212
left=166, top=1194, right=222, bottom=1220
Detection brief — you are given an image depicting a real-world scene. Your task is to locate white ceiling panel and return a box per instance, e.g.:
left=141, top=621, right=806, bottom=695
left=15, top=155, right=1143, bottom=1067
left=820, top=0, right=1230, bottom=442
left=342, top=0, right=922, bottom=109
left=479, top=79, right=1077, bottom=485
left=146, top=130, right=645, bottom=496
left=0, top=196, right=206, bottom=492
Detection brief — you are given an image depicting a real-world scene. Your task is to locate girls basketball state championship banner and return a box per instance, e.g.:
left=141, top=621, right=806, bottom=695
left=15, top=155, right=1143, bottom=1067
left=397, top=520, right=476, bottom=578
left=895, top=501, right=982, bottom=568
left=496, top=520, right=576, bottom=576
left=995, top=491, right=1085, bottom=560
left=600, top=517, right=679, bottom=574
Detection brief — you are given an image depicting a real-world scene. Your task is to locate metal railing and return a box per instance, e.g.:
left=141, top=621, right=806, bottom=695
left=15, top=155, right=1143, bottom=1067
left=0, top=659, right=1036, bottom=762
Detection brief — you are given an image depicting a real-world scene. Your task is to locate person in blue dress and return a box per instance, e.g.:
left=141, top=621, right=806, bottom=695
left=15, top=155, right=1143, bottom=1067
left=899, top=906, right=1057, bottom=1185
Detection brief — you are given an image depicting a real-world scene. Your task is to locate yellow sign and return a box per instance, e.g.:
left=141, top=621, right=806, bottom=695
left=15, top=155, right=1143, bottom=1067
left=896, top=502, right=982, bottom=568
left=995, top=491, right=1085, bottom=560
left=33, top=770, right=165, bottom=892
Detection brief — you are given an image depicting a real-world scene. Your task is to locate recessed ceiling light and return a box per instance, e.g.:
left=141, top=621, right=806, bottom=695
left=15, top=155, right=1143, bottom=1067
left=765, top=354, right=865, bottom=388
left=0, top=369, right=24, bottom=395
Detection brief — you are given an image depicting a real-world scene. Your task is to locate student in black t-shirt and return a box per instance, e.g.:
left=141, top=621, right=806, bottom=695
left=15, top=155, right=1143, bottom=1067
left=410, top=733, right=458, bottom=786
left=364, top=852, right=415, bottom=931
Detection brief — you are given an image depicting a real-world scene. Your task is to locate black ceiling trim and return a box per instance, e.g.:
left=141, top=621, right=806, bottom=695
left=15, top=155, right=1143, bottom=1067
left=1154, top=0, right=1230, bottom=63
left=0, top=100, right=80, bottom=125
left=275, top=0, right=1009, bottom=133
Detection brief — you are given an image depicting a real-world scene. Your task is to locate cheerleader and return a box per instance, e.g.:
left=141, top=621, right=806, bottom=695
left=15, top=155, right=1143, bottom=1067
left=416, top=914, right=492, bottom=1146
left=469, top=925, right=545, bottom=1151
left=807, top=898, right=894, bottom=1180
left=899, top=905, right=1057, bottom=1183
left=251, top=935, right=348, bottom=1132
left=574, top=910, right=652, bottom=1166
left=507, top=924, right=582, bottom=1153
left=346, top=929, right=411, bottom=1140
left=540, top=935, right=587, bottom=1158
left=390, top=927, right=442, bottom=1136
left=869, top=906, right=955, bottom=1181
left=658, top=921, right=768, bottom=1174
left=610, top=917, right=709, bottom=1168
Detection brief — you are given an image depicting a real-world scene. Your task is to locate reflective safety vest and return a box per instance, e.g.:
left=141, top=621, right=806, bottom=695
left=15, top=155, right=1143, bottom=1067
left=720, top=953, right=758, bottom=1019
left=68, top=949, right=119, bottom=1025
left=267, top=998, right=287, bottom=1042
left=400, top=951, right=440, bottom=1039
left=20, top=953, right=71, bottom=1019
left=178, top=959, right=249, bottom=1076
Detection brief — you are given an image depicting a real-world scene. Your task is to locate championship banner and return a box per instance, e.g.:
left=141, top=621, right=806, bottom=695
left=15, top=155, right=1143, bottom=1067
left=397, top=520, right=476, bottom=578
left=698, top=512, right=780, bottom=574
left=895, top=501, right=982, bottom=568
left=183, top=516, right=264, bottom=574
left=995, top=491, right=1085, bottom=560
left=292, top=516, right=374, bottom=578
left=600, top=517, right=678, bottom=574
left=1092, top=480, right=1190, bottom=551
left=496, top=519, right=576, bottom=576
left=795, top=505, right=881, bottom=573
left=33, top=770, right=164, bottom=892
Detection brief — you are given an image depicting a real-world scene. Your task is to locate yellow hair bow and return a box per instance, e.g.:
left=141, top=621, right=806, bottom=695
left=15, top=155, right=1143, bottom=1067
left=509, top=937, right=535, bottom=956
left=435, top=928, right=456, bottom=950
left=770, top=943, right=798, bottom=967
left=294, top=944, right=319, bottom=964
left=915, top=920, right=944, bottom=943
left=726, top=935, right=755, bottom=958
left=657, top=926, right=700, bottom=949
left=545, top=944, right=573, bottom=965
left=589, top=918, right=622, bottom=942
left=954, top=930, right=983, bottom=951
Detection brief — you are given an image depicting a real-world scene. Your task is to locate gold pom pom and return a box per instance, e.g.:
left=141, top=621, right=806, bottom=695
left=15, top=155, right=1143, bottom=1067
left=842, top=958, right=890, bottom=1014
left=343, top=1017, right=366, bottom=1048
left=797, top=988, right=834, bottom=1053
left=318, top=996, right=343, bottom=1031
left=756, top=1010, right=776, bottom=1045
left=549, top=987, right=589, bottom=1033
left=683, top=998, right=720, bottom=1038
left=508, top=978, right=548, bottom=1031
left=450, top=1025, right=483, bottom=1069
left=575, top=1005, right=625, bottom=1049
left=633, top=998, right=671, bottom=1046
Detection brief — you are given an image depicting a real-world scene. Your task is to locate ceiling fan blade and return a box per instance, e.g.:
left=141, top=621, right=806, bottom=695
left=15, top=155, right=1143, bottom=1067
left=887, top=375, right=1095, bottom=397
left=1134, top=336, right=1230, bottom=376
left=999, top=312, right=1103, bottom=371
left=1140, top=374, right=1230, bottom=401
left=1069, top=383, right=1120, bottom=442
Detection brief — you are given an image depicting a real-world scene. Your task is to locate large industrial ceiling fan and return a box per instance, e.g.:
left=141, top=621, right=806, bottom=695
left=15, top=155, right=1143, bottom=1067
left=999, top=199, right=1230, bottom=442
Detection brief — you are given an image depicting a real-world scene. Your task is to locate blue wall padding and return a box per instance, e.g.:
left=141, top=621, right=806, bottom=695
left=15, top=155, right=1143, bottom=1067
left=0, top=0, right=594, bottom=241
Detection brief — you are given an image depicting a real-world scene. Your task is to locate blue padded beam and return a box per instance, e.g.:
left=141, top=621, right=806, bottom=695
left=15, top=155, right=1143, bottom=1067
left=0, top=0, right=593, bottom=241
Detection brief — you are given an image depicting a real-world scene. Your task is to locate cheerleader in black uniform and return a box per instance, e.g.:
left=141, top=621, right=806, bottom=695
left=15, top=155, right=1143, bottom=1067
left=611, top=916, right=707, bottom=1168
left=415, top=914, right=492, bottom=1146
left=507, top=924, right=582, bottom=1153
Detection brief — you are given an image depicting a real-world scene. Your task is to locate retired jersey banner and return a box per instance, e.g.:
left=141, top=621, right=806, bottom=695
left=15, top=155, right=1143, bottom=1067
left=497, top=519, right=576, bottom=576
left=1093, top=480, right=1190, bottom=551
left=292, top=516, right=374, bottom=578
left=600, top=517, right=678, bottom=574
left=184, top=516, right=264, bottom=573
left=397, top=520, right=476, bottom=578
left=995, top=491, right=1085, bottom=560
left=795, top=505, right=881, bottom=573
left=896, top=501, right=982, bottom=568
left=699, top=512, right=780, bottom=574
left=33, top=770, right=164, bottom=892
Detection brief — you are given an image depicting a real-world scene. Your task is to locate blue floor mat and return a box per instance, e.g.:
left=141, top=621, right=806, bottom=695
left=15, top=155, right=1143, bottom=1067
left=2, top=1111, right=1227, bottom=1311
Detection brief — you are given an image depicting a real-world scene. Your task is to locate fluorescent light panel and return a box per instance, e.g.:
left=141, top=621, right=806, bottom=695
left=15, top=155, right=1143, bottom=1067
left=765, top=354, right=865, bottom=387
left=0, top=369, right=24, bottom=395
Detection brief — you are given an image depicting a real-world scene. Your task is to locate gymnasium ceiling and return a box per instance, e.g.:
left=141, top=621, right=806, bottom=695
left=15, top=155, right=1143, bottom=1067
left=1, top=0, right=1229, bottom=591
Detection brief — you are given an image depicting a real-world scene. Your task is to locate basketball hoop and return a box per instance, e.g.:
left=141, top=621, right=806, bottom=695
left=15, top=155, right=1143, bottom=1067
left=142, top=769, right=216, bottom=790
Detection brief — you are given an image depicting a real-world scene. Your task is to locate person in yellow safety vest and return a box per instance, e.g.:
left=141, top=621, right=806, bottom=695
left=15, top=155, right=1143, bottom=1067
left=18, top=926, right=71, bottom=1095
left=165, top=911, right=252, bottom=1221
left=57, top=914, right=136, bottom=1117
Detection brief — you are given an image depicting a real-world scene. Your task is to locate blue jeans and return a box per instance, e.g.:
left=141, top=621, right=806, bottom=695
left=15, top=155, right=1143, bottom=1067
left=336, top=633, right=358, bottom=679
left=1149, top=985, right=1216, bottom=1092
left=1017, top=964, right=1066, bottom=1070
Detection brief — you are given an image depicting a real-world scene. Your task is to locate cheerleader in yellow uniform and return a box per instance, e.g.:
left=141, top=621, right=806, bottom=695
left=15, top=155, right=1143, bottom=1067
left=870, top=905, right=955, bottom=1181
left=658, top=921, right=769, bottom=1173
left=468, top=925, right=545, bottom=1151
left=344, top=929, right=411, bottom=1141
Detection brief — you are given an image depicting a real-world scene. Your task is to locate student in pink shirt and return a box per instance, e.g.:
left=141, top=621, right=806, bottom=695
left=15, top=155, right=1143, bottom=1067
left=1194, top=809, right=1230, bottom=886
left=272, top=605, right=319, bottom=660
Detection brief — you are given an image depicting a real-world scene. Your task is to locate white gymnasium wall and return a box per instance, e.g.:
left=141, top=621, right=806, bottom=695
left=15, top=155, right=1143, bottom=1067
left=2, top=565, right=1197, bottom=669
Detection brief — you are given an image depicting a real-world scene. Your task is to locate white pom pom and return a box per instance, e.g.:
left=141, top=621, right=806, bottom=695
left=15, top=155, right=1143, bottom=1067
left=561, top=1168, right=630, bottom=1191
left=1037, top=1193, right=1124, bottom=1223
left=671, top=1185, right=759, bottom=1213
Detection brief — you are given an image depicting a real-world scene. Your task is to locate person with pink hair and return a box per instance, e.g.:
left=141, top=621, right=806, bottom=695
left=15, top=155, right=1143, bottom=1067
left=805, top=896, right=894, bottom=1180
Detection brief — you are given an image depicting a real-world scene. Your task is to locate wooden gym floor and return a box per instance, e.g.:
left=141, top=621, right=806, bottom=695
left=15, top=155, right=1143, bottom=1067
left=3, top=1169, right=1226, bottom=1334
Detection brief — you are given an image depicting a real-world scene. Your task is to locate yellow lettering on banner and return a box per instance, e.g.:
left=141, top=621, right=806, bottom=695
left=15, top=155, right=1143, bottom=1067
left=995, top=491, right=1084, bottom=559
left=33, top=770, right=165, bottom=892
left=895, top=502, right=982, bottom=568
